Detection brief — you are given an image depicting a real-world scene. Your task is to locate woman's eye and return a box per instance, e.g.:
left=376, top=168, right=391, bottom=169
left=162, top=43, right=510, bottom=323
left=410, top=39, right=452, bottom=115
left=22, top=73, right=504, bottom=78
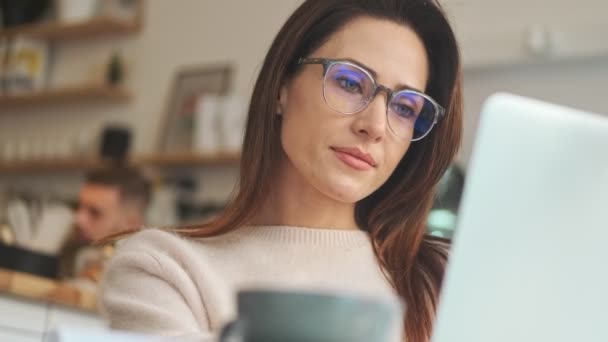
left=337, top=76, right=362, bottom=93
left=392, top=103, right=417, bottom=119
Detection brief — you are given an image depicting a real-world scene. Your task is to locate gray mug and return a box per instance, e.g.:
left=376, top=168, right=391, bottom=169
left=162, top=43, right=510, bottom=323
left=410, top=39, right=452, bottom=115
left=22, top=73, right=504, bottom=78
left=220, top=290, right=403, bottom=342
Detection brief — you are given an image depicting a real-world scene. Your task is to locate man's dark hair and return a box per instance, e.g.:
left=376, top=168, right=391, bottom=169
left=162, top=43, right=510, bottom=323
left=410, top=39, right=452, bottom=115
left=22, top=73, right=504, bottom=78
left=85, top=166, right=151, bottom=210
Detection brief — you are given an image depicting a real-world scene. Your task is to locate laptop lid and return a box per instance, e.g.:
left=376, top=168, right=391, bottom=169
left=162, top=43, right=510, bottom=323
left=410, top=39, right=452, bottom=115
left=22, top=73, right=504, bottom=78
left=433, top=93, right=608, bottom=342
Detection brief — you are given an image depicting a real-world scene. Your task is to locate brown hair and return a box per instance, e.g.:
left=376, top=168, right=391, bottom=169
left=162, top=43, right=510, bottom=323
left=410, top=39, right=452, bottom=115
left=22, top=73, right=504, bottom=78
left=86, top=166, right=151, bottom=211
left=166, top=1, right=460, bottom=341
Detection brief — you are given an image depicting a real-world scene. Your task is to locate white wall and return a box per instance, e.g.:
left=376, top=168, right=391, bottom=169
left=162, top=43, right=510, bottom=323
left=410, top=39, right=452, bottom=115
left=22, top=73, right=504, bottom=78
left=444, top=0, right=608, bottom=69
left=446, top=0, right=608, bottom=167
left=460, top=56, right=608, bottom=167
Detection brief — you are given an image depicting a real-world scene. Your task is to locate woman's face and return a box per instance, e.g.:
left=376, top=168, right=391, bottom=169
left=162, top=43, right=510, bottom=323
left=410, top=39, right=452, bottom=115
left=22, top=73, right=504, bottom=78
left=279, top=17, right=429, bottom=204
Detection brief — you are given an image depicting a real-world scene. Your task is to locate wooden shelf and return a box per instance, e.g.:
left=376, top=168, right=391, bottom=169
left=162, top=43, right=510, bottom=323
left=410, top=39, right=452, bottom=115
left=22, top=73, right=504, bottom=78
left=0, top=268, right=97, bottom=312
left=0, top=158, right=104, bottom=173
left=0, top=16, right=140, bottom=41
left=134, top=152, right=241, bottom=168
left=0, top=153, right=241, bottom=174
left=0, top=85, right=131, bottom=108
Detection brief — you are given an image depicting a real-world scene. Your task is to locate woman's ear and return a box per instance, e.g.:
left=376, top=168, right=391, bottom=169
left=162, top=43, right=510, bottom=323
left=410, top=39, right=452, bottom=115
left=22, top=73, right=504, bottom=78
left=276, top=85, right=288, bottom=116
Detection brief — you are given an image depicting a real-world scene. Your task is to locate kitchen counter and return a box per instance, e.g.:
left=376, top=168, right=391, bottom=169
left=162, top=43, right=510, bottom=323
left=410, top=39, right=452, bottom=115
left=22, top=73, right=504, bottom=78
left=0, top=267, right=97, bottom=312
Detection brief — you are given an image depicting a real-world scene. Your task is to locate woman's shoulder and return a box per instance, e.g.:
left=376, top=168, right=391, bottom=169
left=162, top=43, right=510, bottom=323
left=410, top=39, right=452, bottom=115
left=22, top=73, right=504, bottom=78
left=103, top=228, right=214, bottom=295
left=109, top=227, right=239, bottom=269
left=100, top=228, right=214, bottom=333
left=115, top=227, right=185, bottom=250
left=108, top=228, right=217, bottom=273
left=109, top=228, right=188, bottom=260
left=105, top=228, right=186, bottom=273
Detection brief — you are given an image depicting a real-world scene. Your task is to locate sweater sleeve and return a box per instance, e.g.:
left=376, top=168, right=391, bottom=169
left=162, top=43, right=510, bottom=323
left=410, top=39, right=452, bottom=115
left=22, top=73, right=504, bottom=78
left=100, top=230, right=213, bottom=340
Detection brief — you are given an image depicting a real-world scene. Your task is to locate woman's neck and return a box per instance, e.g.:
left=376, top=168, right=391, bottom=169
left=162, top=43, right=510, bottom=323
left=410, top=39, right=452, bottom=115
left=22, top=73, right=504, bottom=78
left=250, top=158, right=359, bottom=230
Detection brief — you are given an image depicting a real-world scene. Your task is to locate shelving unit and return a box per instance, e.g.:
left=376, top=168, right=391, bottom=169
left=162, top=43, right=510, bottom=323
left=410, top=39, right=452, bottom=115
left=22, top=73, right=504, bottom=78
left=0, top=158, right=102, bottom=173
left=134, top=152, right=241, bottom=168
left=0, top=84, right=130, bottom=108
left=0, top=153, right=241, bottom=174
left=0, top=1, right=144, bottom=108
left=0, top=2, right=239, bottom=176
left=0, top=16, right=141, bottom=42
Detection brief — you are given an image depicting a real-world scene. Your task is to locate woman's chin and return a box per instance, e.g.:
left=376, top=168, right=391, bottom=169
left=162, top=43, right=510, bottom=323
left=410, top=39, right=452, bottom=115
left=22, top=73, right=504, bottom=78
left=317, top=176, right=375, bottom=204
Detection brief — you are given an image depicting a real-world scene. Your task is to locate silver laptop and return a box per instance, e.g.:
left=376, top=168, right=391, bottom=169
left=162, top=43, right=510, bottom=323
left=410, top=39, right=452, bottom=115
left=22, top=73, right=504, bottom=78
left=433, top=93, right=608, bottom=342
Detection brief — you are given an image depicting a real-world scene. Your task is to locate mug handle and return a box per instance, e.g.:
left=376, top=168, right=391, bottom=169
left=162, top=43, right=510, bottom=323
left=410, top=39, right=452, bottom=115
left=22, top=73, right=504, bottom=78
left=219, top=319, right=244, bottom=342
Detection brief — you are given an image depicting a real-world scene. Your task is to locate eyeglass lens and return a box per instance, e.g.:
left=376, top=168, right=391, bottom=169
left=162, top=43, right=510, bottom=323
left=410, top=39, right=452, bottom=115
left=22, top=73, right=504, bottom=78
left=323, top=62, right=438, bottom=140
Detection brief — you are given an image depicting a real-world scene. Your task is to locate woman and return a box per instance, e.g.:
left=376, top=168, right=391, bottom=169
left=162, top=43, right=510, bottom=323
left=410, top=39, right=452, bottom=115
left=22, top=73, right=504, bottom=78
left=101, top=0, right=462, bottom=341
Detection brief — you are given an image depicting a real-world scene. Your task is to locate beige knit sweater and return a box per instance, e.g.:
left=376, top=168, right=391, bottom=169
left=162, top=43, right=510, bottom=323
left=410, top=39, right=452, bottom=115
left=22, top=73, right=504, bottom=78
left=100, top=226, right=400, bottom=341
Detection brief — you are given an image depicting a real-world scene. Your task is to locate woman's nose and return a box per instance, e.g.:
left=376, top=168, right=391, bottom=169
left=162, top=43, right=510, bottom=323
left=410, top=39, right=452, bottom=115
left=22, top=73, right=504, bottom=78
left=351, top=93, right=388, bottom=142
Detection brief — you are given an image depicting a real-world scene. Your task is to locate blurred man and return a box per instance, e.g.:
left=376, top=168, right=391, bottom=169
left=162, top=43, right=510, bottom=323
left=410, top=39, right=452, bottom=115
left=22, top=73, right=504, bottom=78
left=75, top=167, right=151, bottom=242
left=59, top=166, right=151, bottom=284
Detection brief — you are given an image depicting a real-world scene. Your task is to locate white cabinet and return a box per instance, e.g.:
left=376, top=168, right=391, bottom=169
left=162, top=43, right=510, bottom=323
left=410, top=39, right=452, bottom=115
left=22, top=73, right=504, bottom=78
left=443, top=0, right=608, bottom=68
left=47, top=305, right=106, bottom=332
left=0, top=293, right=106, bottom=341
left=0, top=330, right=40, bottom=342
left=0, top=296, right=47, bottom=334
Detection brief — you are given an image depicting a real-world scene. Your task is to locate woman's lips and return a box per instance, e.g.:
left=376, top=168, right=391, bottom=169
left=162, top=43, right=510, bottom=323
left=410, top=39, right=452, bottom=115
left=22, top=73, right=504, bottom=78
left=331, top=147, right=376, bottom=171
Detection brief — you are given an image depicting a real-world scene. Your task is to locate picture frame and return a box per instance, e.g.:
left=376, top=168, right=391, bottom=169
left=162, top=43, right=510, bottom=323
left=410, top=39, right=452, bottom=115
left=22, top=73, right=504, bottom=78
left=157, top=63, right=233, bottom=153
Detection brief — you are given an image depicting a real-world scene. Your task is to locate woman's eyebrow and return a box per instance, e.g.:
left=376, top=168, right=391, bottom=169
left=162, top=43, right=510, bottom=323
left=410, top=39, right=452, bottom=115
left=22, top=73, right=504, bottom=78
left=339, top=57, right=378, bottom=77
left=340, top=57, right=424, bottom=93
left=394, top=83, right=423, bottom=93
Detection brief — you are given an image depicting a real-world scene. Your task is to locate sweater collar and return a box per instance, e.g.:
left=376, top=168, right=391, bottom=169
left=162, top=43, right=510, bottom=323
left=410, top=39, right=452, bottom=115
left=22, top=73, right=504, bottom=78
left=237, top=225, right=371, bottom=247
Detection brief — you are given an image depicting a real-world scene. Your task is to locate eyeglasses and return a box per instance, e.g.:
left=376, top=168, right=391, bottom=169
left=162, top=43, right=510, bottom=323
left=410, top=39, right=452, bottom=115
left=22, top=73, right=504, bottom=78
left=298, top=57, right=445, bottom=141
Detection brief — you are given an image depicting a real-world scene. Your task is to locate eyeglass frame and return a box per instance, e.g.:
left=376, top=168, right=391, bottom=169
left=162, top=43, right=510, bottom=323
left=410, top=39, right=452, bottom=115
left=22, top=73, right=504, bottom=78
left=297, top=57, right=446, bottom=141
